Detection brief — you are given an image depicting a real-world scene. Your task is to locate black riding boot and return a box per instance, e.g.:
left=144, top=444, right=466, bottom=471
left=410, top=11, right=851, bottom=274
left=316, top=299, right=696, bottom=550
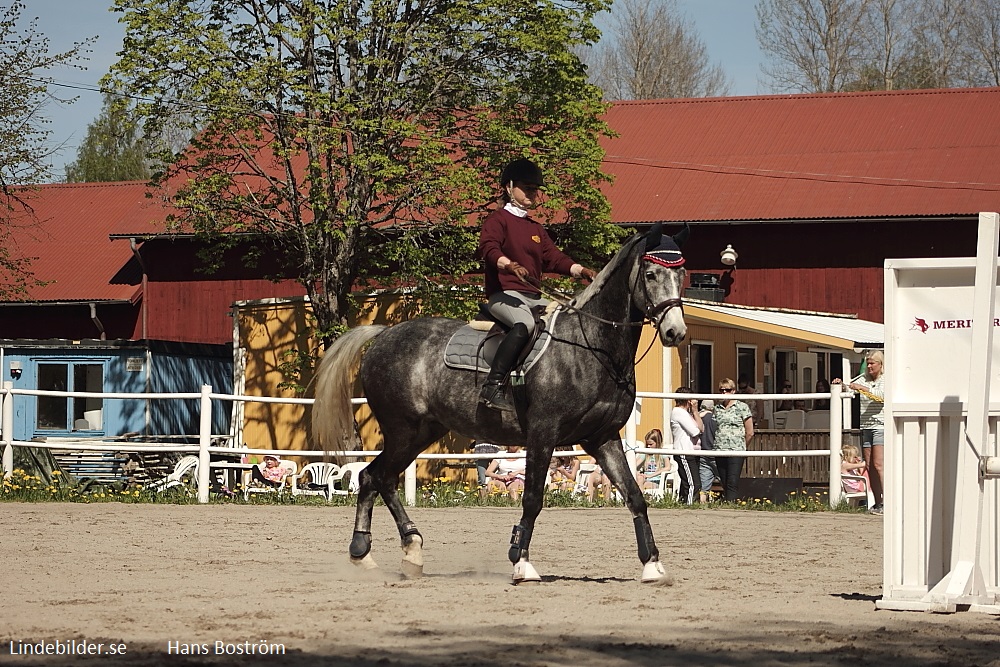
left=480, top=323, right=529, bottom=412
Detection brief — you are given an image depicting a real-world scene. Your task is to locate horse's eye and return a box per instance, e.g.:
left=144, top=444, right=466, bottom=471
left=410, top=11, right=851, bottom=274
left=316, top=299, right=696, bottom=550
left=645, top=271, right=658, bottom=281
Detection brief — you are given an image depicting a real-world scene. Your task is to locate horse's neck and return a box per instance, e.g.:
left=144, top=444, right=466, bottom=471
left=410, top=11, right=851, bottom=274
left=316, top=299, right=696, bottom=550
left=570, top=255, right=644, bottom=358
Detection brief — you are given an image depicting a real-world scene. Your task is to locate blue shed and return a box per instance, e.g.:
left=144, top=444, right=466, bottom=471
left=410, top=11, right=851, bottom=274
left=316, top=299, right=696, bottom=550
left=1, top=339, right=232, bottom=443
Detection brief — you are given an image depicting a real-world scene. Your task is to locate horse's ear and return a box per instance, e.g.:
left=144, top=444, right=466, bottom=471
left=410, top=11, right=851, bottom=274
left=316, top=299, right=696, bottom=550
left=672, top=223, right=690, bottom=248
left=644, top=223, right=663, bottom=251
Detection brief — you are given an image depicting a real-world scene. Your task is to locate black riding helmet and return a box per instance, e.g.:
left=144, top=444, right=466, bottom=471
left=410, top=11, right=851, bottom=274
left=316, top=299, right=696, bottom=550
left=500, top=158, right=545, bottom=188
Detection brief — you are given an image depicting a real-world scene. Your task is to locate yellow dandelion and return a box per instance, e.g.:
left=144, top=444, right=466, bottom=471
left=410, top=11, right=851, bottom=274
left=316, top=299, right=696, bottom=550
left=52, top=470, right=62, bottom=476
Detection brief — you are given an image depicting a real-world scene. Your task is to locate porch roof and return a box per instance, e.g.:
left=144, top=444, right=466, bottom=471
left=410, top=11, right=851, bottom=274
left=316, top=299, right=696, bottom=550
left=683, top=301, right=884, bottom=351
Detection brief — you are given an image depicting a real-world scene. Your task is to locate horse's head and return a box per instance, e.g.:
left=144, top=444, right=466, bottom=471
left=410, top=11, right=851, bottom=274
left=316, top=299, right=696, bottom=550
left=631, top=223, right=688, bottom=346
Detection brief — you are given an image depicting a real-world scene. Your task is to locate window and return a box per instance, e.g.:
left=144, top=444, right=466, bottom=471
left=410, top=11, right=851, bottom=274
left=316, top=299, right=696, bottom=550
left=36, top=362, right=104, bottom=431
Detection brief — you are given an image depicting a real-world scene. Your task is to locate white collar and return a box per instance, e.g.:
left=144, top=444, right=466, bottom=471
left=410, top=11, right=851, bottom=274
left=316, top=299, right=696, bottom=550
left=503, top=202, right=529, bottom=218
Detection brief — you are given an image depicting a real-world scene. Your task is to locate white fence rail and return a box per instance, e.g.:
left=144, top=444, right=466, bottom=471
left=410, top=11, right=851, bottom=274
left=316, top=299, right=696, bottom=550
left=1, top=382, right=849, bottom=507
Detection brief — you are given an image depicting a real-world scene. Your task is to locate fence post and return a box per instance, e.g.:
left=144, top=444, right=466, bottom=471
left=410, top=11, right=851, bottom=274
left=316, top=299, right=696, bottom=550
left=828, top=383, right=844, bottom=507
left=2, top=381, right=13, bottom=478
left=197, top=384, right=212, bottom=504
left=404, top=461, right=417, bottom=506
left=625, top=397, right=641, bottom=479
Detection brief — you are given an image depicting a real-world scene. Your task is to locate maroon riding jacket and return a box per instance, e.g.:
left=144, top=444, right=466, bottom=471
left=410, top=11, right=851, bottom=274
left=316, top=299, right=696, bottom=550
left=477, top=208, right=576, bottom=298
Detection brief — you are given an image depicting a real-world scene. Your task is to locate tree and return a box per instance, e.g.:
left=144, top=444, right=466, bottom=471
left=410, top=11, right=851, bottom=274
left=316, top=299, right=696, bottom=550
left=965, top=0, right=1000, bottom=86
left=587, top=0, right=730, bottom=100
left=0, top=0, right=94, bottom=299
left=106, top=0, right=621, bottom=347
left=758, top=0, right=1000, bottom=92
left=65, top=93, right=153, bottom=182
left=756, top=0, right=872, bottom=93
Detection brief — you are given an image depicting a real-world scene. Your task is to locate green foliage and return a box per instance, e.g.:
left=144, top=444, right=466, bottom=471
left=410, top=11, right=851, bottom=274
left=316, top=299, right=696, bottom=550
left=65, top=93, right=153, bottom=183
left=0, top=1, right=94, bottom=298
left=2, top=469, right=858, bottom=513
left=106, top=0, right=619, bottom=344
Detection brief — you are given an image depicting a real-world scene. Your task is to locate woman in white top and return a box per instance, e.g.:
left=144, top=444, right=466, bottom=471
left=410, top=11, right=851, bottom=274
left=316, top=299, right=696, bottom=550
left=670, top=387, right=703, bottom=504
left=485, top=445, right=526, bottom=500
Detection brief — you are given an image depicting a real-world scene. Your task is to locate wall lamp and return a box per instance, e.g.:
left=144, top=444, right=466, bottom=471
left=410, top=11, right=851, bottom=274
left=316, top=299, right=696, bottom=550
left=720, top=244, right=739, bottom=267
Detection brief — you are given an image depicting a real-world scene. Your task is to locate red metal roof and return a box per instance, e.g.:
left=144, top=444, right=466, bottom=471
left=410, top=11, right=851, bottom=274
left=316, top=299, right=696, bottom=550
left=4, top=181, right=169, bottom=303
left=9, top=87, right=1000, bottom=305
left=601, top=87, right=1000, bottom=223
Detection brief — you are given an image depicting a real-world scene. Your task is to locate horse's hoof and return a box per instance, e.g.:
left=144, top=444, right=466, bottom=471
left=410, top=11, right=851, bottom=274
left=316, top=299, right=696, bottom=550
left=640, top=560, right=670, bottom=584
left=350, top=553, right=379, bottom=570
left=512, top=558, right=541, bottom=585
left=400, top=559, right=424, bottom=578
left=400, top=535, right=424, bottom=578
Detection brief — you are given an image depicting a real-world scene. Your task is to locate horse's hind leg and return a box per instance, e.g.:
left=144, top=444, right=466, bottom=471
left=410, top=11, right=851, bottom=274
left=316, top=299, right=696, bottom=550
left=352, top=420, right=448, bottom=578
left=586, top=437, right=669, bottom=584
left=349, top=465, right=381, bottom=571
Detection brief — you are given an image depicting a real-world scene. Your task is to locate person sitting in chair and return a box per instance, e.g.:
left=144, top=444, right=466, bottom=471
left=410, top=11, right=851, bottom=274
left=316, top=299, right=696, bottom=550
left=475, top=158, right=596, bottom=411
left=251, top=454, right=289, bottom=488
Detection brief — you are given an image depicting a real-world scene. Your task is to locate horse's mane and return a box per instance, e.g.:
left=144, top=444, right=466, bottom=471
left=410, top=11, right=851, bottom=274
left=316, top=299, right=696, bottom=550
left=567, top=232, right=645, bottom=310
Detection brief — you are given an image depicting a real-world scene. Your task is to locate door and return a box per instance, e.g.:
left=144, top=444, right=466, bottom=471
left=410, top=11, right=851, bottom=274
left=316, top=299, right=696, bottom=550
left=687, top=341, right=713, bottom=395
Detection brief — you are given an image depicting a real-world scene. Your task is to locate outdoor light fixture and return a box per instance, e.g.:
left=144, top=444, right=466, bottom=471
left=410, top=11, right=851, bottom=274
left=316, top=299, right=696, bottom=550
left=9, top=361, right=22, bottom=380
left=720, top=244, right=738, bottom=266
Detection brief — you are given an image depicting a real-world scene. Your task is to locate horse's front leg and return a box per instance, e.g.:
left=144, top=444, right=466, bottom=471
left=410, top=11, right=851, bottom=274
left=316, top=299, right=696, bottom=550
left=587, top=437, right=669, bottom=584
left=508, top=443, right=555, bottom=585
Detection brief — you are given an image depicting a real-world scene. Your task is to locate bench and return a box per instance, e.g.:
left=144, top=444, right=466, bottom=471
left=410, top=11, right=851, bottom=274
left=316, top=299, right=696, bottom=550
left=53, top=451, right=130, bottom=483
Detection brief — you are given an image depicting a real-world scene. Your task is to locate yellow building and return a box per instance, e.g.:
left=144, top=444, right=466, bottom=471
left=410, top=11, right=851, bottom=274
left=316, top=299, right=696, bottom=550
left=232, top=295, right=881, bottom=482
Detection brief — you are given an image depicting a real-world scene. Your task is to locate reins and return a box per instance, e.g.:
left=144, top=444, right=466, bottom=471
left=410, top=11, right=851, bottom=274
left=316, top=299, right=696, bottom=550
left=519, top=271, right=683, bottom=330
left=517, top=252, right=683, bottom=376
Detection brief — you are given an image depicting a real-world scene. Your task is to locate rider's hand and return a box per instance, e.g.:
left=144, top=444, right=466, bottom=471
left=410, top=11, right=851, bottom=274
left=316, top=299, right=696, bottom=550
left=504, top=261, right=530, bottom=282
left=579, top=267, right=597, bottom=281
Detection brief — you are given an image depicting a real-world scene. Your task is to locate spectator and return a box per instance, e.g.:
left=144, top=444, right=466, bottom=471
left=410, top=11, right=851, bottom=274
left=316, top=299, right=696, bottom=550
left=670, top=388, right=703, bottom=504
left=548, top=451, right=580, bottom=492
left=636, top=428, right=670, bottom=491
left=585, top=458, right=613, bottom=502
left=698, top=399, right=719, bottom=503
left=835, top=350, right=885, bottom=515
left=792, top=399, right=808, bottom=411
left=485, top=445, right=526, bottom=500
left=472, top=441, right=501, bottom=490
left=840, top=443, right=869, bottom=496
left=714, top=378, right=754, bottom=502
left=737, top=374, right=765, bottom=428
left=776, top=380, right=795, bottom=411
left=251, top=453, right=289, bottom=488
left=813, top=378, right=831, bottom=410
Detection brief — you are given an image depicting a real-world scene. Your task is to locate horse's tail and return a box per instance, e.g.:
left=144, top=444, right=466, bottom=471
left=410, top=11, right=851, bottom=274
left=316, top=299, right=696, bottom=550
left=312, top=325, right=388, bottom=458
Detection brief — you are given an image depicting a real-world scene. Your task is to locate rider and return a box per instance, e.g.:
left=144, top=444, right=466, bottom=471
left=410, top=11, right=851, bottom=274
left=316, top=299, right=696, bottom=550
left=476, top=158, right=596, bottom=411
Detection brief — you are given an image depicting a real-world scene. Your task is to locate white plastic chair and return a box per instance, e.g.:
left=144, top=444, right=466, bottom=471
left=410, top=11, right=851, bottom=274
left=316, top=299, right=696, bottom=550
left=291, top=462, right=341, bottom=501
left=573, top=462, right=598, bottom=496
left=782, top=409, right=806, bottom=429
left=329, top=461, right=369, bottom=495
left=243, top=460, right=297, bottom=500
left=841, top=473, right=874, bottom=508
left=805, top=410, right=830, bottom=429
left=144, top=456, right=198, bottom=493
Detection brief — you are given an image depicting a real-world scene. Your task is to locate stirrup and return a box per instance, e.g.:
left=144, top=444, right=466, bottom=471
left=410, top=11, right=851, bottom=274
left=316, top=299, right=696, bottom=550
left=479, top=381, right=514, bottom=412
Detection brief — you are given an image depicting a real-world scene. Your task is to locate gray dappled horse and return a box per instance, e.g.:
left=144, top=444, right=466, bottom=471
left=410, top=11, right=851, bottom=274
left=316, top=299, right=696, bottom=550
left=312, top=224, right=688, bottom=584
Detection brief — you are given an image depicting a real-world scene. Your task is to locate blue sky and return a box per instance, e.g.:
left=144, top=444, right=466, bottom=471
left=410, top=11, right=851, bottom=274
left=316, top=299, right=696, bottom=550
left=33, top=0, right=763, bottom=181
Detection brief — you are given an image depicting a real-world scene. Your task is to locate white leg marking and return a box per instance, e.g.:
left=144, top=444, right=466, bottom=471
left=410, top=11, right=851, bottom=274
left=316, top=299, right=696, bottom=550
left=400, top=534, right=424, bottom=578
left=512, top=558, right=541, bottom=585
left=350, top=553, right=380, bottom=570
